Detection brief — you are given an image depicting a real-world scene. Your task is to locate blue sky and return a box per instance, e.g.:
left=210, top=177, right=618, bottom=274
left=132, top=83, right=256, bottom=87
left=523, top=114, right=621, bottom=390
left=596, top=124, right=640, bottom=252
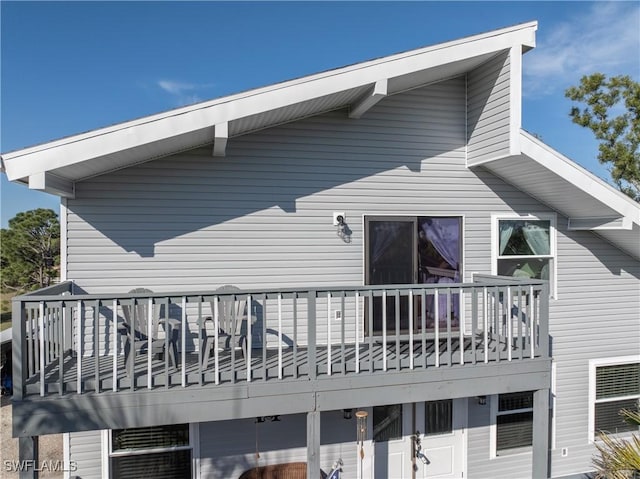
left=1, top=1, right=639, bottom=228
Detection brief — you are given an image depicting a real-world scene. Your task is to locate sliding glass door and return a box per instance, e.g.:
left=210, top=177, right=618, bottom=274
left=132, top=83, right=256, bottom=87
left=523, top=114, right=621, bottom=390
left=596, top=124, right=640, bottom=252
left=367, top=219, right=416, bottom=285
left=365, top=216, right=462, bottom=335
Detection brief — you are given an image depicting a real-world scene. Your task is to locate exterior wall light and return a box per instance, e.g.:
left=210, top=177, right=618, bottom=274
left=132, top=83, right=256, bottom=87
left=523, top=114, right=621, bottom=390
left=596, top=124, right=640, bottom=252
left=255, top=415, right=281, bottom=423
left=333, top=212, right=351, bottom=243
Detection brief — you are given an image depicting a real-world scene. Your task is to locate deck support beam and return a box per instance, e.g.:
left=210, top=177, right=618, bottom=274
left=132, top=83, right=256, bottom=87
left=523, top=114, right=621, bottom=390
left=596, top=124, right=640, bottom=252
left=18, top=436, right=39, bottom=479
left=307, top=410, right=321, bottom=479
left=532, top=388, right=550, bottom=479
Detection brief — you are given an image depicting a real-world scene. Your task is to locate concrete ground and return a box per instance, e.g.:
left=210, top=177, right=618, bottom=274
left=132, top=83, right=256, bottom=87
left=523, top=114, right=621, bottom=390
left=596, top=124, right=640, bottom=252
left=1, top=395, right=63, bottom=478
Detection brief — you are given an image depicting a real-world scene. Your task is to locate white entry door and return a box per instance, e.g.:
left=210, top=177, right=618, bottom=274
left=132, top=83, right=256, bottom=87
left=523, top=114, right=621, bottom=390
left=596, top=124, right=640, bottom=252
left=416, top=399, right=466, bottom=479
left=373, top=400, right=465, bottom=479
left=373, top=404, right=410, bottom=479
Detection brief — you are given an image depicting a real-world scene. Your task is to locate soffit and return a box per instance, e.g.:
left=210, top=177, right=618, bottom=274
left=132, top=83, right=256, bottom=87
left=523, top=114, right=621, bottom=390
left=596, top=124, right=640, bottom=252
left=474, top=132, right=640, bottom=260
left=480, top=155, right=624, bottom=220
left=2, top=22, right=537, bottom=183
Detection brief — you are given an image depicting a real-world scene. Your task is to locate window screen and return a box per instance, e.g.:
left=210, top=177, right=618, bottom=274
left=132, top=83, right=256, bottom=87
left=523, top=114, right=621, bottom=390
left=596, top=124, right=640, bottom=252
left=496, top=391, right=534, bottom=453
left=596, top=363, right=640, bottom=399
left=499, top=391, right=534, bottom=412
left=111, top=424, right=191, bottom=479
left=496, top=412, right=533, bottom=451
left=112, top=424, right=190, bottom=451
left=594, top=363, right=640, bottom=435
left=111, top=450, right=191, bottom=479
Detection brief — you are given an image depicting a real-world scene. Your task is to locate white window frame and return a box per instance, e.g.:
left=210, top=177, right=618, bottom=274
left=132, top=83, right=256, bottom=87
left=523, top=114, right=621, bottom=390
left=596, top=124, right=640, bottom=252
left=489, top=391, right=534, bottom=458
left=588, top=356, right=640, bottom=443
left=491, top=213, right=557, bottom=298
left=102, top=423, right=199, bottom=478
left=63, top=433, right=71, bottom=479
left=361, top=213, right=467, bottom=282
left=551, top=360, right=557, bottom=451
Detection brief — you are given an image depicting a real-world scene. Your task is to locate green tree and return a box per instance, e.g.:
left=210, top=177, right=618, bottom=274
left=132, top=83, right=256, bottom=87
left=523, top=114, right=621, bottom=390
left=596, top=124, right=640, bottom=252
left=565, top=73, right=640, bottom=201
left=0, top=208, right=60, bottom=293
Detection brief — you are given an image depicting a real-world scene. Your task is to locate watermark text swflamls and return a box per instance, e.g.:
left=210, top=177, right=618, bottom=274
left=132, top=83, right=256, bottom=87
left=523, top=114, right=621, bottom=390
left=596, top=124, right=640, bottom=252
left=3, top=460, right=78, bottom=473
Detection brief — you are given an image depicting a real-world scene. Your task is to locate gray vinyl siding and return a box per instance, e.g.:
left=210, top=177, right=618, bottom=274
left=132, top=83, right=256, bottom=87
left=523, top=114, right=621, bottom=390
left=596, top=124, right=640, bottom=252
left=467, top=50, right=511, bottom=163
left=199, top=412, right=355, bottom=479
left=63, top=75, right=640, bottom=478
left=67, top=78, right=469, bottom=351
left=466, top=222, right=640, bottom=479
left=545, top=227, right=640, bottom=479
left=68, top=430, right=102, bottom=479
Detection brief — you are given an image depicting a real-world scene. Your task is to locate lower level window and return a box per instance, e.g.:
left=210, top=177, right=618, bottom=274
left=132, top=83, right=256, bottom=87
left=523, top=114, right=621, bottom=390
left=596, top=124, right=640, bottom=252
left=110, top=424, right=192, bottom=479
left=592, top=360, right=640, bottom=438
left=495, top=391, right=533, bottom=454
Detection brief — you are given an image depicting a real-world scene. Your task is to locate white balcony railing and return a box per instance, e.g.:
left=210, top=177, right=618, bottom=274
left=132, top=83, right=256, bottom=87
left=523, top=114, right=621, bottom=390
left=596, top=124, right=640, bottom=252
left=11, top=276, right=549, bottom=399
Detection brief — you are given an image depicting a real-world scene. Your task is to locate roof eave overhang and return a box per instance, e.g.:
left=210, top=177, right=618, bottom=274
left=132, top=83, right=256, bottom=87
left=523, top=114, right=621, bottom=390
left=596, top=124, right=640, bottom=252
left=2, top=21, right=538, bottom=187
left=472, top=130, right=640, bottom=260
left=518, top=131, right=640, bottom=227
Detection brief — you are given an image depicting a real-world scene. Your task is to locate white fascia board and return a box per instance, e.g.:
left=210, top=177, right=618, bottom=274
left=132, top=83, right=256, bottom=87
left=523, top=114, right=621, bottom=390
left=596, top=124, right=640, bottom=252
left=3, top=22, right=538, bottom=181
left=60, top=198, right=68, bottom=281
left=508, top=46, right=522, bottom=156
left=520, top=130, right=640, bottom=226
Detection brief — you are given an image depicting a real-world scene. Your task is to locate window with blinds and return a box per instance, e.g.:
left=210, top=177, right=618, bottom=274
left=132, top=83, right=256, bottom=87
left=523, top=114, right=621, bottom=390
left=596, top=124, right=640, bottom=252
left=594, top=363, right=640, bottom=436
left=110, top=424, right=192, bottom=479
left=496, top=391, right=533, bottom=453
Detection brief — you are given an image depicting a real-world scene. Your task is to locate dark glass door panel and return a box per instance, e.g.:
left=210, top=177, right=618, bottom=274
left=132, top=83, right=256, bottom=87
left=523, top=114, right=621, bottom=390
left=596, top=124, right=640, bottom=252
left=367, top=220, right=414, bottom=285
left=367, top=220, right=414, bottom=334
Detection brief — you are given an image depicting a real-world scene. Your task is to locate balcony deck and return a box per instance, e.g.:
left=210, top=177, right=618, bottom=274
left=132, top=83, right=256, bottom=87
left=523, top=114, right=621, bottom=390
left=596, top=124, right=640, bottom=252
left=11, top=276, right=550, bottom=436
left=24, top=336, right=528, bottom=395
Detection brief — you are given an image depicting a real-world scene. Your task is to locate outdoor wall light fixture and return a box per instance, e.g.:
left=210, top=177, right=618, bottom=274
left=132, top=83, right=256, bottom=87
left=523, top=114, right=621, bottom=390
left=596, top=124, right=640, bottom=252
left=333, top=212, right=351, bottom=243
left=476, top=395, right=487, bottom=406
left=255, top=415, right=281, bottom=423
left=343, top=409, right=353, bottom=420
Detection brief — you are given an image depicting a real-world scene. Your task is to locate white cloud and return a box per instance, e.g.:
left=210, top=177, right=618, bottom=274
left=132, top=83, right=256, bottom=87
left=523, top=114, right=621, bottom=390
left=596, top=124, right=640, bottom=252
left=158, top=80, right=195, bottom=95
left=524, top=2, right=640, bottom=97
left=157, top=80, right=214, bottom=106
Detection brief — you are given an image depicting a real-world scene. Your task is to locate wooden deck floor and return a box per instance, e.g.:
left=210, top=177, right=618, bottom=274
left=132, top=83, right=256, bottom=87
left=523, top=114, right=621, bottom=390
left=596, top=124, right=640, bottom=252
left=25, top=335, right=536, bottom=396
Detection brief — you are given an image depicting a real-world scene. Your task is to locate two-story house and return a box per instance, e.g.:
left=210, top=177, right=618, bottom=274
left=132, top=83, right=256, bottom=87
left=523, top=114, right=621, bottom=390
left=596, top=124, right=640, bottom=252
left=2, top=21, right=639, bottom=479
